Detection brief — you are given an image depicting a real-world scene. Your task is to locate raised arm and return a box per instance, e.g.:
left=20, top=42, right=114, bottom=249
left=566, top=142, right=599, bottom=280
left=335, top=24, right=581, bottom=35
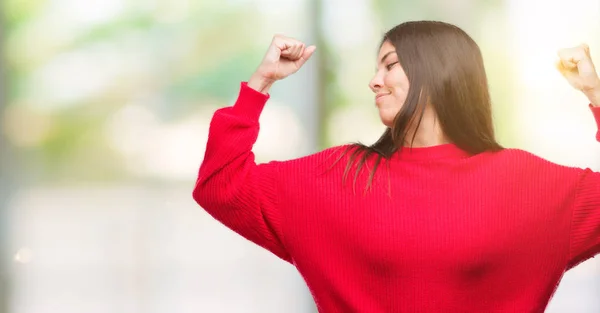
left=192, top=35, right=316, bottom=262
left=556, top=44, right=600, bottom=267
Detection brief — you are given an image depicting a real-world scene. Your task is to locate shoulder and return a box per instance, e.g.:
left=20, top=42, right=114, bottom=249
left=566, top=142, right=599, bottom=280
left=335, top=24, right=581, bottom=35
left=253, top=145, right=355, bottom=194
left=264, top=144, right=355, bottom=172
left=488, top=148, right=570, bottom=166
left=486, top=148, right=549, bottom=163
left=480, top=147, right=585, bottom=181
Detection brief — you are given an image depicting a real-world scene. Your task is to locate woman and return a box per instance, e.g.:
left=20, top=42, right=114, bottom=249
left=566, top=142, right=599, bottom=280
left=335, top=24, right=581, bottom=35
left=193, top=21, right=600, bottom=312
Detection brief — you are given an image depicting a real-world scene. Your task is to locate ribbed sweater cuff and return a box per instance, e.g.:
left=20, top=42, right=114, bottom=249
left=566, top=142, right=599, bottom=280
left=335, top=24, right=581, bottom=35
left=231, top=82, right=270, bottom=121
left=589, top=104, right=600, bottom=142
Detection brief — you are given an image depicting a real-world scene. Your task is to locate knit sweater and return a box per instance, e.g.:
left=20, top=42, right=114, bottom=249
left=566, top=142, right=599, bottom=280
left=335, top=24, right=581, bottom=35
left=193, top=82, right=600, bottom=313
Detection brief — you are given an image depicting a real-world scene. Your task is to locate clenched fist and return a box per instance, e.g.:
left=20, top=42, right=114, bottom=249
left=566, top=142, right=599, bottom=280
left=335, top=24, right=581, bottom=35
left=557, top=44, right=600, bottom=106
left=248, top=35, right=316, bottom=94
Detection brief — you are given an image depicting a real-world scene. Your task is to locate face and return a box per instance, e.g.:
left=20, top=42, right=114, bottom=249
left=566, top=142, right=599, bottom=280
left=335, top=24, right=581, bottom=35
left=369, top=40, right=410, bottom=127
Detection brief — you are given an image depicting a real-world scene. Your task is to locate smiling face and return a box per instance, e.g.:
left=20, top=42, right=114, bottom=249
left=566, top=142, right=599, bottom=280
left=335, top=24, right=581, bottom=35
left=368, top=40, right=410, bottom=128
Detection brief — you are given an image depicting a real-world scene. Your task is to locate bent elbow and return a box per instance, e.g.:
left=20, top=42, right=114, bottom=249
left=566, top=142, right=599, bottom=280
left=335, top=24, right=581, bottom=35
left=192, top=176, right=231, bottom=214
left=192, top=178, right=211, bottom=209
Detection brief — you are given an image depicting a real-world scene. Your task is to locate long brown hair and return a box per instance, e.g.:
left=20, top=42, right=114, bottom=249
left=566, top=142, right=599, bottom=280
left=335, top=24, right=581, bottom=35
left=332, top=21, right=503, bottom=192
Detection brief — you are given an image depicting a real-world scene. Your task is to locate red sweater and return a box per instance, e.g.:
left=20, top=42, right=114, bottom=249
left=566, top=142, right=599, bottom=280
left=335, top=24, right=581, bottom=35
left=193, top=82, right=600, bottom=313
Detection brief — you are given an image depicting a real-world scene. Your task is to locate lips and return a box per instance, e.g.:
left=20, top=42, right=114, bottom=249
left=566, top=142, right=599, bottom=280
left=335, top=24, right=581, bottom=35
left=375, top=93, right=390, bottom=102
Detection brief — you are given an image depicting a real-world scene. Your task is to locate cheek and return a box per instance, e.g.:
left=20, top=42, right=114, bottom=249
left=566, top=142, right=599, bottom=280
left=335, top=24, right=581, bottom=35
left=383, top=82, right=408, bottom=112
left=384, top=73, right=409, bottom=99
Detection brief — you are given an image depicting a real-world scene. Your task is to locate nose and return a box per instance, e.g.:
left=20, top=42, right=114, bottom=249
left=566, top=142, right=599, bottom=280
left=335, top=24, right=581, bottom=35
left=369, top=71, right=383, bottom=93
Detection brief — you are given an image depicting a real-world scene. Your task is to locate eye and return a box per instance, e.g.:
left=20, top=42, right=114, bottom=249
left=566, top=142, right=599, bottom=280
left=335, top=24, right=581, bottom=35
left=385, top=61, right=399, bottom=70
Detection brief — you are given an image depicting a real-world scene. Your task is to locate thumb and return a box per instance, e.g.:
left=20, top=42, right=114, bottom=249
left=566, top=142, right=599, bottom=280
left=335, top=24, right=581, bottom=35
left=294, top=45, right=317, bottom=68
left=304, top=45, right=317, bottom=59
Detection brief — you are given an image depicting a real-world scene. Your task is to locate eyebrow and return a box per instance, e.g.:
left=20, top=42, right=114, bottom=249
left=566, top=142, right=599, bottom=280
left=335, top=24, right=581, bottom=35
left=379, top=51, right=396, bottom=64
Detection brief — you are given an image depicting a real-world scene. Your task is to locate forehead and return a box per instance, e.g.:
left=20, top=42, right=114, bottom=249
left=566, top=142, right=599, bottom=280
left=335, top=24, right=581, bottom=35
left=378, top=41, right=397, bottom=59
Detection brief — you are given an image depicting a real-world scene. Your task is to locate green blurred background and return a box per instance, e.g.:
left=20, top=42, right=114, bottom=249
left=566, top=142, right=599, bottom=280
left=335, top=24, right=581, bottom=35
left=1, top=0, right=600, bottom=312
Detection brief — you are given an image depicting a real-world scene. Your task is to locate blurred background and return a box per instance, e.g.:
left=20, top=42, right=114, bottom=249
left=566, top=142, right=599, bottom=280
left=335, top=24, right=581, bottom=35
left=1, top=0, right=600, bottom=312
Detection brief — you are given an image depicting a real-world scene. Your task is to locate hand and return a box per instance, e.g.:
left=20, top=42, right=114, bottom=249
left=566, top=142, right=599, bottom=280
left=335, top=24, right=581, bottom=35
left=248, top=35, right=316, bottom=94
left=557, top=44, right=600, bottom=106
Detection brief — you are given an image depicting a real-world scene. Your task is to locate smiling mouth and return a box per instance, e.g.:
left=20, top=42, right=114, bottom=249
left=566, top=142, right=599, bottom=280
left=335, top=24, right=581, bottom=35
left=375, top=94, right=390, bottom=102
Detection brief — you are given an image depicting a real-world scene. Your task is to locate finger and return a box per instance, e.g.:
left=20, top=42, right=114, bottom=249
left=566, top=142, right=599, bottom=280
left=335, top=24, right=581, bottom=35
left=274, top=36, right=295, bottom=54
left=556, top=60, right=575, bottom=78
left=282, top=42, right=304, bottom=61
left=557, top=48, right=575, bottom=64
left=287, top=40, right=303, bottom=58
left=581, top=43, right=590, bottom=54
left=279, top=40, right=293, bottom=54
left=285, top=44, right=299, bottom=59
left=281, top=45, right=293, bottom=57
left=561, top=58, right=578, bottom=69
left=556, top=60, right=567, bottom=75
left=294, top=43, right=305, bottom=59
left=558, top=46, right=588, bottom=65
left=294, top=45, right=316, bottom=68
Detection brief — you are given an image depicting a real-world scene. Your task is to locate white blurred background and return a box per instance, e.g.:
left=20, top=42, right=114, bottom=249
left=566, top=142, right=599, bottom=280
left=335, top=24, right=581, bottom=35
left=1, top=0, right=600, bottom=312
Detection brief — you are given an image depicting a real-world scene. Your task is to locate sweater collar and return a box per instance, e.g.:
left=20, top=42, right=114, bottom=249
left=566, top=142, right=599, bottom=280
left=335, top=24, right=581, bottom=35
left=396, top=144, right=471, bottom=161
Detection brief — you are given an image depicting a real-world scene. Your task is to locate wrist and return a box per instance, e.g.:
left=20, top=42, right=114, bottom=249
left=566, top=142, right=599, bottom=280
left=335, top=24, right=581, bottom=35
left=585, top=88, right=600, bottom=107
left=248, top=73, right=275, bottom=95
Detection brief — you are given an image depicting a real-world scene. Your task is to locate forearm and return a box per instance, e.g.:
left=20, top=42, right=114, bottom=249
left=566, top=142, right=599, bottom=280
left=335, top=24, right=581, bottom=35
left=585, top=89, right=600, bottom=107
left=248, top=73, right=275, bottom=95
left=192, top=82, right=290, bottom=261
left=195, top=83, right=269, bottom=203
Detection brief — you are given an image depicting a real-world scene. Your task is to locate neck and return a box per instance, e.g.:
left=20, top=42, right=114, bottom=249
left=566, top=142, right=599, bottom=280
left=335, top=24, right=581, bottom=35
left=404, top=132, right=450, bottom=147
left=402, top=111, right=450, bottom=148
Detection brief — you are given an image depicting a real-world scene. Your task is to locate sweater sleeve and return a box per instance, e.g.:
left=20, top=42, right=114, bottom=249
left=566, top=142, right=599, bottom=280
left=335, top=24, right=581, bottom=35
left=566, top=104, right=600, bottom=268
left=568, top=169, right=600, bottom=268
left=591, top=104, right=600, bottom=142
left=192, top=82, right=291, bottom=263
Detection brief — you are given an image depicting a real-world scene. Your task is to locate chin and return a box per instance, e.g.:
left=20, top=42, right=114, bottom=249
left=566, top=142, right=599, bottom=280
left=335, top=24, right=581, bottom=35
left=379, top=117, right=395, bottom=128
left=378, top=109, right=400, bottom=128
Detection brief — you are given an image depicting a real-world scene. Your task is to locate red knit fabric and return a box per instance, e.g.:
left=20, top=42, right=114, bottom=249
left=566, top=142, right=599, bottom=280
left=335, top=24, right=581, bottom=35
left=194, top=82, right=600, bottom=313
